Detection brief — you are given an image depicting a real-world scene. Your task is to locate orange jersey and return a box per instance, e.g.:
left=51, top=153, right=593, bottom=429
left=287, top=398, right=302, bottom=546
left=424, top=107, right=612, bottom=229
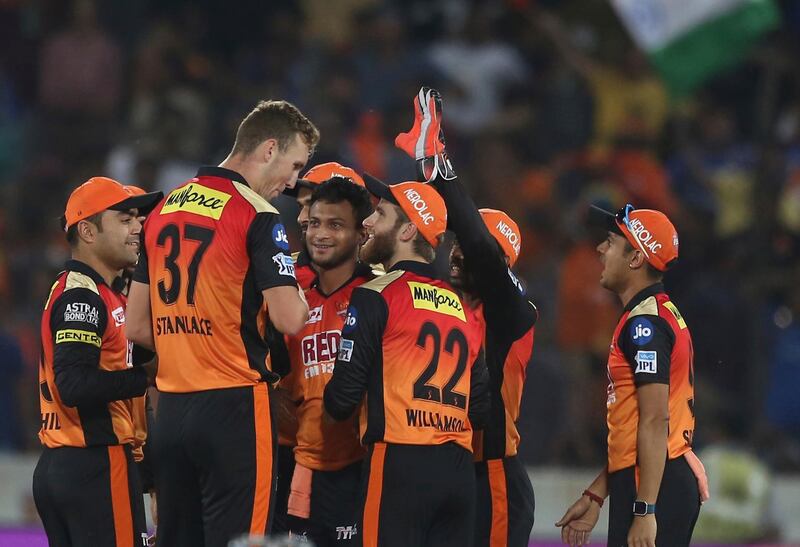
left=39, top=261, right=148, bottom=448
left=471, top=300, right=535, bottom=460
left=281, top=266, right=373, bottom=470
left=135, top=167, right=299, bottom=393
left=606, top=283, right=695, bottom=472
left=324, top=261, right=489, bottom=452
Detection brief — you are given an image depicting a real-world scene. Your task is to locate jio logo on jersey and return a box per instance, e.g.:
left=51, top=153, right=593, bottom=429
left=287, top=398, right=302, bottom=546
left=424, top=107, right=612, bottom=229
left=342, top=307, right=358, bottom=333
left=630, top=317, right=654, bottom=346
left=272, top=223, right=290, bottom=251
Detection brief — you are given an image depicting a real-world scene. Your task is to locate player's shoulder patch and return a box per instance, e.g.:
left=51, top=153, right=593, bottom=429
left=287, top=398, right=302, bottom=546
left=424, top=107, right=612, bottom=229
left=231, top=181, right=279, bottom=214
left=64, top=271, right=99, bottom=295
left=662, top=300, right=688, bottom=330
left=359, top=269, right=404, bottom=293
left=369, top=262, right=386, bottom=277
left=628, top=295, right=658, bottom=318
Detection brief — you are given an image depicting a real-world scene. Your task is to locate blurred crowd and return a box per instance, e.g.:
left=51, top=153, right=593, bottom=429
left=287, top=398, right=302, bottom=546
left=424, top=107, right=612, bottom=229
left=1, top=0, right=800, bottom=472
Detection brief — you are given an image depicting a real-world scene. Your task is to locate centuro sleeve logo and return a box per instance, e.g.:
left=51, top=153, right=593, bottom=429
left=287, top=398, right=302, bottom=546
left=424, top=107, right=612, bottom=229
left=161, top=183, right=231, bottom=219
left=55, top=329, right=101, bottom=347
left=408, top=282, right=466, bottom=322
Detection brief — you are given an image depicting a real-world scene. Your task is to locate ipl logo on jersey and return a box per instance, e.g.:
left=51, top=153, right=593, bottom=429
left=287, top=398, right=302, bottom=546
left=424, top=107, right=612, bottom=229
left=273, top=253, right=296, bottom=277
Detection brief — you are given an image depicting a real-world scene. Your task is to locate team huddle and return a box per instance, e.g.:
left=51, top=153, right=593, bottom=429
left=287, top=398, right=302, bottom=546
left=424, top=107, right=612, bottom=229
left=33, top=88, right=705, bottom=547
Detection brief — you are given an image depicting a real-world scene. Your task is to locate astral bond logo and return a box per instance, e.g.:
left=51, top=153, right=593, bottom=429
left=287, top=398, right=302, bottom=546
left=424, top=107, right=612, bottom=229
left=408, top=282, right=466, bottom=322
left=161, top=183, right=231, bottom=219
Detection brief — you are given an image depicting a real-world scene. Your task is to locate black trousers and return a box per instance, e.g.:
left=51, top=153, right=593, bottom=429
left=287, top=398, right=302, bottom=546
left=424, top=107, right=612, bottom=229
left=608, top=455, right=701, bottom=547
left=154, top=384, right=276, bottom=547
left=272, top=443, right=296, bottom=535
left=474, top=456, right=535, bottom=547
left=357, top=442, right=475, bottom=547
left=33, top=444, right=147, bottom=547
left=289, top=460, right=363, bottom=546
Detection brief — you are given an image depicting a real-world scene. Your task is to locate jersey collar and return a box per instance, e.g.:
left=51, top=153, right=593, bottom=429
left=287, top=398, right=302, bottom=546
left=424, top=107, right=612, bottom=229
left=389, top=260, right=442, bottom=280
left=65, top=259, right=109, bottom=288
left=196, top=166, right=250, bottom=187
left=624, top=282, right=665, bottom=312
left=310, top=262, right=373, bottom=297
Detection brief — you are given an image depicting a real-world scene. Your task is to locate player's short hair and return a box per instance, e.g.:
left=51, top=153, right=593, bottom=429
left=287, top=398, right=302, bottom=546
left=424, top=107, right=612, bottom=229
left=231, top=100, right=320, bottom=156
left=622, top=239, right=663, bottom=280
left=63, top=212, right=104, bottom=247
left=309, top=176, right=373, bottom=227
left=395, top=206, right=436, bottom=262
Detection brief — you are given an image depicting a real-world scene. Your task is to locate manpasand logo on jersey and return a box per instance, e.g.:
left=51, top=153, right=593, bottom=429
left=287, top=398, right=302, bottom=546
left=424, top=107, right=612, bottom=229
left=408, top=282, right=466, bottom=321
left=161, top=183, right=232, bottom=219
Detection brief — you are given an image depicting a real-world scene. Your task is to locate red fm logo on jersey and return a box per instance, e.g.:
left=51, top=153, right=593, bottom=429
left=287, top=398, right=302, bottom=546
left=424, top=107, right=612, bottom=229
left=301, top=330, right=341, bottom=378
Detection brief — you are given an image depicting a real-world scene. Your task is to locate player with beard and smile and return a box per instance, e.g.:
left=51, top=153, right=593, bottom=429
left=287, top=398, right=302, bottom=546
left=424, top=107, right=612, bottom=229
left=324, top=175, right=490, bottom=547
left=395, top=87, right=537, bottom=547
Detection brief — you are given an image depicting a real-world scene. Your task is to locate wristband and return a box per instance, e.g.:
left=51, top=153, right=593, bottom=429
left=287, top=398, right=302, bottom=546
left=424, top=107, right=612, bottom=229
left=582, top=489, right=604, bottom=507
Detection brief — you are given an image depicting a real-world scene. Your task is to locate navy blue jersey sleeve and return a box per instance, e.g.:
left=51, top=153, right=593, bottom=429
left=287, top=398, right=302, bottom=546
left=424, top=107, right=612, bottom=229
left=247, top=212, right=299, bottom=291
left=467, top=349, right=490, bottom=428
left=324, top=288, right=388, bottom=421
left=50, top=289, right=148, bottom=407
left=431, top=175, right=537, bottom=341
left=618, top=314, right=675, bottom=386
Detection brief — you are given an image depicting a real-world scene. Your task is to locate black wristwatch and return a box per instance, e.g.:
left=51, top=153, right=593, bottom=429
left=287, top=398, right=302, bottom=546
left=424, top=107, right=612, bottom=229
left=632, top=500, right=656, bottom=516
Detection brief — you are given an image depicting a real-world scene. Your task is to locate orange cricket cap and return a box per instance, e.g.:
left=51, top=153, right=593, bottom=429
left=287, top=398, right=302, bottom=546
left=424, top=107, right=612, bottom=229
left=64, top=177, right=163, bottom=230
left=285, top=162, right=365, bottom=197
left=593, top=203, right=679, bottom=272
left=363, top=174, right=447, bottom=247
left=479, top=208, right=521, bottom=267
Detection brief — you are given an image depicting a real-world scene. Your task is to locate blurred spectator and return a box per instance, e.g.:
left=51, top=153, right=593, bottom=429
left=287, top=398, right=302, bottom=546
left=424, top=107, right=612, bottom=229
left=38, top=0, right=121, bottom=117
left=668, top=106, right=757, bottom=240
left=536, top=9, right=668, bottom=155
left=427, top=5, right=530, bottom=134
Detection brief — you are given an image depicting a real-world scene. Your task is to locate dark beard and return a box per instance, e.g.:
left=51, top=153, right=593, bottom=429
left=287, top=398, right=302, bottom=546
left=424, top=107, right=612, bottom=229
left=311, top=242, right=359, bottom=270
left=360, top=228, right=397, bottom=266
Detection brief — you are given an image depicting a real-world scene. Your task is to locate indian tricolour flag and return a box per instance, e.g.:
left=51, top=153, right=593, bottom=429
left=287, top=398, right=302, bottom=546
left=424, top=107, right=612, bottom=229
left=610, top=0, right=779, bottom=97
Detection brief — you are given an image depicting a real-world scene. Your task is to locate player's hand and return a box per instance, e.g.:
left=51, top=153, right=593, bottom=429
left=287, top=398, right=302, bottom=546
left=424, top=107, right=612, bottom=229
left=627, top=514, right=656, bottom=547
left=394, top=87, right=456, bottom=182
left=555, top=495, right=600, bottom=546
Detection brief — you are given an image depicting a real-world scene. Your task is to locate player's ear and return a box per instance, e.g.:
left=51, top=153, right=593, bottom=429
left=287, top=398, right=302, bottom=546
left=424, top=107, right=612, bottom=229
left=629, top=249, right=647, bottom=270
left=260, top=138, right=278, bottom=163
left=398, top=221, right=417, bottom=243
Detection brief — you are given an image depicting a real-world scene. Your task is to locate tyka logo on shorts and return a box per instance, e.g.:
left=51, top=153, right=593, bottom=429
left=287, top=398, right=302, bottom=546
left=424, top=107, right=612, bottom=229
left=336, top=524, right=357, bottom=540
